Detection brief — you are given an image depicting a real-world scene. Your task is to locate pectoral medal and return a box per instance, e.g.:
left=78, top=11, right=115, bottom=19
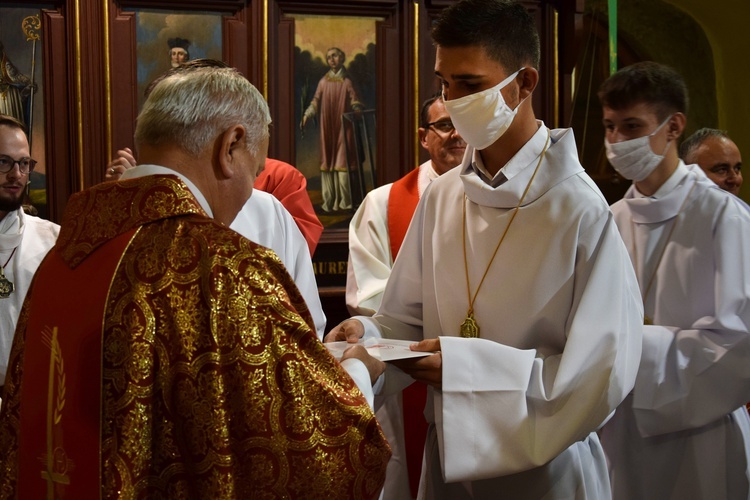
left=460, top=311, right=479, bottom=338
left=0, top=267, right=13, bottom=299
left=460, top=131, right=550, bottom=343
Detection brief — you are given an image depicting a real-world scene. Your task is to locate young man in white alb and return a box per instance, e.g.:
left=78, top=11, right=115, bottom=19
left=598, top=61, right=750, bottom=500
left=327, top=1, right=643, bottom=498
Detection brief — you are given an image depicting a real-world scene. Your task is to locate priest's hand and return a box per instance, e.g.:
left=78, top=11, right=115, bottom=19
left=105, top=147, right=137, bottom=181
left=341, top=344, right=385, bottom=384
left=325, top=319, right=364, bottom=343
left=392, top=338, right=442, bottom=389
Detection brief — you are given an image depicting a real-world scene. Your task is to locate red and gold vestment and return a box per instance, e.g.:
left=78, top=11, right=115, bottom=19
left=0, top=175, right=389, bottom=498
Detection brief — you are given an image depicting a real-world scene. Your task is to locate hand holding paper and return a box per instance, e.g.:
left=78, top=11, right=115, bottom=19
left=341, top=344, right=386, bottom=384
left=326, top=337, right=434, bottom=362
left=391, top=338, right=443, bottom=389
left=325, top=318, right=364, bottom=343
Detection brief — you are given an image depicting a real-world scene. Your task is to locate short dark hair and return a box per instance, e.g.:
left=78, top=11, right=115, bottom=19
left=598, top=61, right=689, bottom=122
left=0, top=114, right=28, bottom=136
left=679, top=128, right=730, bottom=162
left=420, top=93, right=442, bottom=127
left=431, top=0, right=540, bottom=70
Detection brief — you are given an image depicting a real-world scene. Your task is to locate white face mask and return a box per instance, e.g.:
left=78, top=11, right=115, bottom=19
left=604, top=115, right=673, bottom=182
left=443, top=68, right=524, bottom=150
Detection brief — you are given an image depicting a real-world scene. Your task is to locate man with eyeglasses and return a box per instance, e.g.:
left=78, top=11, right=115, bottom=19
left=346, top=94, right=465, bottom=499
left=347, top=94, right=465, bottom=317
left=0, top=114, right=59, bottom=397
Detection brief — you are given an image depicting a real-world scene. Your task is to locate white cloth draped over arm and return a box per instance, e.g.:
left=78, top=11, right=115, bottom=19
left=340, top=358, right=376, bottom=409
left=632, top=201, right=750, bottom=436
left=346, top=185, right=393, bottom=316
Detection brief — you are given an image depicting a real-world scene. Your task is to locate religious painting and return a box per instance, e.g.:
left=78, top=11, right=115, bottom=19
left=0, top=6, right=47, bottom=218
left=134, top=10, right=223, bottom=110
left=292, top=14, right=380, bottom=229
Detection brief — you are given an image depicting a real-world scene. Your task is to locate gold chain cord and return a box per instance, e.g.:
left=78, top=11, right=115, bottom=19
left=462, top=129, right=551, bottom=317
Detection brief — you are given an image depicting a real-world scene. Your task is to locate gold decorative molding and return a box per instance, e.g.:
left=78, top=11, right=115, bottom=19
left=413, top=1, right=419, bottom=170
left=554, top=9, right=559, bottom=128
left=73, top=0, right=84, bottom=190
left=103, top=0, right=112, bottom=161
left=263, top=0, right=268, bottom=99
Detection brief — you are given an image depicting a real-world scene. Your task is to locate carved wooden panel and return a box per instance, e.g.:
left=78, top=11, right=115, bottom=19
left=43, top=8, right=74, bottom=223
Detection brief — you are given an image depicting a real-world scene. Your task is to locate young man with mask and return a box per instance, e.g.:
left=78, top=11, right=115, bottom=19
left=326, top=1, right=643, bottom=498
left=598, top=61, right=750, bottom=500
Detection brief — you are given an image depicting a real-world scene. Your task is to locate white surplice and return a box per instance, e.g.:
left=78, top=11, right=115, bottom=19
left=361, top=124, right=643, bottom=499
left=602, top=161, right=750, bottom=500
left=0, top=209, right=59, bottom=385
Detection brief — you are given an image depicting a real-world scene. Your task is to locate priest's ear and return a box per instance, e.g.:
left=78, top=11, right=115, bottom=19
left=418, top=125, right=429, bottom=149
left=217, top=124, right=247, bottom=179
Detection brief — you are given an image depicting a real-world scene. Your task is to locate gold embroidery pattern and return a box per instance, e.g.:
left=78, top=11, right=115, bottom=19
left=0, top=299, right=30, bottom=494
left=94, top=184, right=389, bottom=497
left=58, top=176, right=206, bottom=269
left=0, top=177, right=390, bottom=497
left=40, top=327, right=71, bottom=494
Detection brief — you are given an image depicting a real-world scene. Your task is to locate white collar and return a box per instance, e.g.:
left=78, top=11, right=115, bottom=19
left=418, top=160, right=440, bottom=198
left=328, top=68, right=345, bottom=79
left=633, top=161, right=687, bottom=200
left=0, top=209, right=24, bottom=251
left=467, top=120, right=548, bottom=187
left=459, top=123, right=584, bottom=209
left=624, top=162, right=700, bottom=223
left=120, top=165, right=214, bottom=218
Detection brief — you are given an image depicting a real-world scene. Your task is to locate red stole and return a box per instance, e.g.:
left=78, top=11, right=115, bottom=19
left=17, top=230, right=134, bottom=498
left=387, top=167, right=421, bottom=260
left=387, top=166, right=428, bottom=498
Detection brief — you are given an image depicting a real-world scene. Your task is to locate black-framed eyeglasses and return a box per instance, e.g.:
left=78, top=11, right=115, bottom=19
left=0, top=155, right=37, bottom=175
left=425, top=120, right=455, bottom=134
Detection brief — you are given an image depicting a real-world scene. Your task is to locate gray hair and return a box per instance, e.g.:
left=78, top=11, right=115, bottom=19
left=679, top=128, right=730, bottom=163
left=135, top=65, right=271, bottom=157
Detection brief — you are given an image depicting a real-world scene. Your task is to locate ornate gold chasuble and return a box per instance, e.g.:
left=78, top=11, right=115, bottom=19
left=0, top=175, right=390, bottom=498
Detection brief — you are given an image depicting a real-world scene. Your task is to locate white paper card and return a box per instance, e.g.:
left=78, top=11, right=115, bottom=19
left=325, top=338, right=433, bottom=362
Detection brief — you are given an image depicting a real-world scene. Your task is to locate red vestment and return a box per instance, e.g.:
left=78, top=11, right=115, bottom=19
left=255, top=159, right=323, bottom=255
left=0, top=175, right=389, bottom=498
